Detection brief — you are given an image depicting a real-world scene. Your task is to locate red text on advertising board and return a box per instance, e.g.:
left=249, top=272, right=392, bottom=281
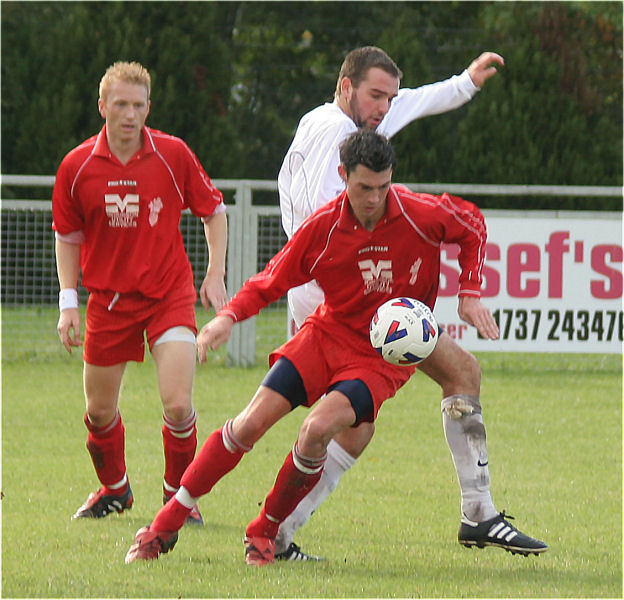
left=439, top=231, right=623, bottom=300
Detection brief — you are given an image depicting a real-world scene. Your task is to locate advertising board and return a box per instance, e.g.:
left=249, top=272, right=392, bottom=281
left=435, top=210, right=622, bottom=353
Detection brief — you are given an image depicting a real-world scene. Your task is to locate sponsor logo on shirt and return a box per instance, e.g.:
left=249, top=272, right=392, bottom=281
left=105, top=193, right=139, bottom=228
left=358, top=259, right=393, bottom=295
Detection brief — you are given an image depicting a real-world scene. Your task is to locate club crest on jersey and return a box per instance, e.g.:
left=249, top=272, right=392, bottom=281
left=149, top=197, right=163, bottom=227
left=358, top=259, right=393, bottom=295
left=105, top=193, right=139, bottom=228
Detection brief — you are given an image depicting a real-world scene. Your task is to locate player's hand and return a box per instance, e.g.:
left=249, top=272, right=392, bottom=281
left=199, top=270, right=228, bottom=313
left=57, top=308, right=82, bottom=353
left=458, top=296, right=499, bottom=340
left=467, top=52, right=505, bottom=88
left=196, top=314, right=235, bottom=362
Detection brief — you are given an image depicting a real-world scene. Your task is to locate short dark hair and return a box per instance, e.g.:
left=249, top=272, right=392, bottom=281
left=339, top=130, right=396, bottom=175
left=335, top=46, right=402, bottom=98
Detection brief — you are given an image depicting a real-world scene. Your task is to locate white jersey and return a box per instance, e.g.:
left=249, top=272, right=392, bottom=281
left=279, top=70, right=478, bottom=239
left=278, top=69, right=479, bottom=328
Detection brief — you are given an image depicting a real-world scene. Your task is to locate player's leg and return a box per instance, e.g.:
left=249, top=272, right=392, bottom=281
left=418, top=331, right=496, bottom=522
left=73, top=291, right=149, bottom=519
left=419, top=331, right=547, bottom=555
left=275, top=422, right=374, bottom=558
left=151, top=329, right=203, bottom=525
left=245, top=386, right=362, bottom=566
left=73, top=361, right=134, bottom=518
left=125, top=371, right=293, bottom=563
left=277, top=285, right=373, bottom=559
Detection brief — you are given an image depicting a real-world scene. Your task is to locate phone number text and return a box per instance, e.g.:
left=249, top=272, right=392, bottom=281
left=479, top=309, right=623, bottom=342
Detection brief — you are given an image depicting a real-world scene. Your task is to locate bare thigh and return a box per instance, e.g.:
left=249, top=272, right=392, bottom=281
left=418, top=331, right=481, bottom=397
left=151, top=339, right=196, bottom=422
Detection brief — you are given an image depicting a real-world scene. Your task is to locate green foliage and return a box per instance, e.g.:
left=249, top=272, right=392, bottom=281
left=451, top=3, right=623, bottom=189
left=1, top=1, right=622, bottom=208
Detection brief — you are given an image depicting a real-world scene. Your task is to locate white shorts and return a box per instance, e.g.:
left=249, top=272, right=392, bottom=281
left=287, top=281, right=325, bottom=330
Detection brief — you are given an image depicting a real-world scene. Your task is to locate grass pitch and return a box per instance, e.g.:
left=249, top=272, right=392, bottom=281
left=1, top=307, right=622, bottom=598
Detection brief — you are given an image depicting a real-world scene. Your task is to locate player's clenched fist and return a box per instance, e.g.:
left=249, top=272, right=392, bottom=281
left=196, top=314, right=235, bottom=362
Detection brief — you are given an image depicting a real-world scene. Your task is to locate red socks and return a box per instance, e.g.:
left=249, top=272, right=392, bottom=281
left=246, top=444, right=326, bottom=539
left=151, top=422, right=248, bottom=532
left=85, top=411, right=128, bottom=494
left=162, top=410, right=197, bottom=498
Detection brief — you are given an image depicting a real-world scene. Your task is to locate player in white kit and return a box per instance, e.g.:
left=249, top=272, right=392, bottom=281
left=275, top=46, right=518, bottom=561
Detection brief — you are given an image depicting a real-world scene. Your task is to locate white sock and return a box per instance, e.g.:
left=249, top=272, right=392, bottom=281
left=441, top=395, right=498, bottom=523
left=275, top=438, right=356, bottom=554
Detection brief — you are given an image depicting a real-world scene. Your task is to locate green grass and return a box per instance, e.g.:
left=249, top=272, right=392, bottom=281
left=1, top=307, right=622, bottom=598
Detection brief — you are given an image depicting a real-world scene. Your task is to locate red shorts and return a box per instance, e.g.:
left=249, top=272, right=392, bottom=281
left=84, top=276, right=197, bottom=366
left=269, top=317, right=415, bottom=420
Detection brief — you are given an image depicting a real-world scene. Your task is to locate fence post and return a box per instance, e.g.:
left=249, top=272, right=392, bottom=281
left=224, top=181, right=256, bottom=367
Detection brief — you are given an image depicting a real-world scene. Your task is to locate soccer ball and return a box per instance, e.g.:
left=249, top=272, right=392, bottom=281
left=369, top=297, right=438, bottom=366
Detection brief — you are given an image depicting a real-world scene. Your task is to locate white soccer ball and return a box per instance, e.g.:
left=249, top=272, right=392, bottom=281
left=369, top=297, right=439, bottom=366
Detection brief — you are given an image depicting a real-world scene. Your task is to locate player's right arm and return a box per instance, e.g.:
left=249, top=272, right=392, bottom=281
left=55, top=238, right=82, bottom=353
left=196, top=314, right=234, bottom=363
left=52, top=155, right=86, bottom=353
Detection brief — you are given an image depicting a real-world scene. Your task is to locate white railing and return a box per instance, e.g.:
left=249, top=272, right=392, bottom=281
left=2, top=175, right=621, bottom=365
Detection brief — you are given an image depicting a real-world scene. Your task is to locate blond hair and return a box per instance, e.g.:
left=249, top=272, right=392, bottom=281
left=99, top=61, right=151, bottom=101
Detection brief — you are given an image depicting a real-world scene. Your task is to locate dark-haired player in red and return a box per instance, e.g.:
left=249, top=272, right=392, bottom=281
left=53, top=61, right=227, bottom=525
left=125, top=130, right=546, bottom=565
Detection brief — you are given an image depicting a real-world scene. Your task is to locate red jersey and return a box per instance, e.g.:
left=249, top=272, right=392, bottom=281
left=52, top=126, right=224, bottom=298
left=221, top=184, right=486, bottom=346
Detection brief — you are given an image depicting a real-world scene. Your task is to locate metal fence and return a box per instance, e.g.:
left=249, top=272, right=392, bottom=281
left=2, top=175, right=621, bottom=365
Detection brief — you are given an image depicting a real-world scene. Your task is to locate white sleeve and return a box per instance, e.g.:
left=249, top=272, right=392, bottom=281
left=377, top=70, right=479, bottom=139
left=279, top=115, right=353, bottom=238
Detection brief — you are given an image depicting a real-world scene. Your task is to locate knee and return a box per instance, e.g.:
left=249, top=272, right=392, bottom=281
left=85, top=406, right=117, bottom=428
left=463, top=351, right=481, bottom=386
left=163, top=400, right=193, bottom=424
left=298, top=413, right=333, bottom=450
left=446, top=350, right=481, bottom=395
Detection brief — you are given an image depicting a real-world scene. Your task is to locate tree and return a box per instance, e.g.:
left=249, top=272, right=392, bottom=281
left=2, top=1, right=621, bottom=210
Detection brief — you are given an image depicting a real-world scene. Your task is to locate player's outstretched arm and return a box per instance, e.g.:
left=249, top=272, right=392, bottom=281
left=458, top=296, right=500, bottom=340
left=196, top=314, right=235, bottom=362
left=466, top=52, right=505, bottom=88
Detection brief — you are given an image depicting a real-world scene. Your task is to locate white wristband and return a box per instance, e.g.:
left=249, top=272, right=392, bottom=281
left=59, top=288, right=79, bottom=311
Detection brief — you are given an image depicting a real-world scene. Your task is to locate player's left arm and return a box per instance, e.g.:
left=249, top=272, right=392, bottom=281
left=200, top=209, right=228, bottom=312
left=378, top=51, right=504, bottom=138
left=458, top=295, right=499, bottom=340
left=439, top=193, right=499, bottom=340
